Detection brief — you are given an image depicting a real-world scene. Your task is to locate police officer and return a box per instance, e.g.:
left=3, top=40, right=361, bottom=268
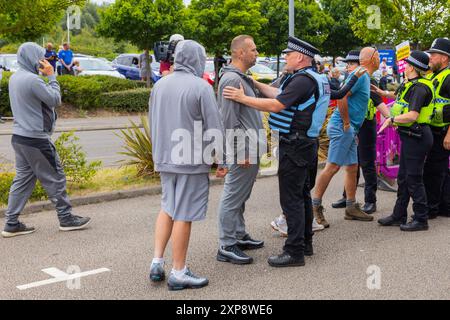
left=332, top=50, right=391, bottom=214
left=378, top=51, right=435, bottom=231
left=223, top=36, right=331, bottom=267
left=424, top=38, right=450, bottom=218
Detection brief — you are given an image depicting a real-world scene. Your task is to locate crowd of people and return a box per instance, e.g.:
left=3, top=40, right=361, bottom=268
left=1, top=34, right=449, bottom=292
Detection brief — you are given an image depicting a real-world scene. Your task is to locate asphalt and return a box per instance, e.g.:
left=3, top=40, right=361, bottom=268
left=0, top=116, right=143, bottom=167
left=0, top=170, right=449, bottom=300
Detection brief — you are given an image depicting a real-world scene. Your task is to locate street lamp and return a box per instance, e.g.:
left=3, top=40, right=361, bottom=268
left=289, top=0, right=294, bottom=37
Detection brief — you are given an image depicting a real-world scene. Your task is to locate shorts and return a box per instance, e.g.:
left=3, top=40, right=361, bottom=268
left=160, top=172, right=209, bottom=222
left=326, top=124, right=358, bottom=166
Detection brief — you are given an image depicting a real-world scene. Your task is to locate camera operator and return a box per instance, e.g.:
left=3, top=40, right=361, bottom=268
left=159, top=34, right=184, bottom=77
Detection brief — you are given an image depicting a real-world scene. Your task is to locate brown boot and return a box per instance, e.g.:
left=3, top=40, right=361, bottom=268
left=313, top=205, right=330, bottom=228
left=345, top=203, right=374, bottom=221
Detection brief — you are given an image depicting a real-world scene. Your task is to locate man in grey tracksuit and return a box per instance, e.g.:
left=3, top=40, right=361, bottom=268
left=149, top=40, right=227, bottom=290
left=2, top=42, right=90, bottom=238
left=216, top=35, right=266, bottom=265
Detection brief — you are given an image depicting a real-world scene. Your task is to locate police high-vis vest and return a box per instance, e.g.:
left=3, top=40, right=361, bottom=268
left=390, top=78, right=435, bottom=127
left=268, top=68, right=331, bottom=138
left=427, top=68, right=450, bottom=127
left=365, top=98, right=377, bottom=121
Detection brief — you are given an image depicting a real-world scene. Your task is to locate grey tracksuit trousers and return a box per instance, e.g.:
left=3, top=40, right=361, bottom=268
left=5, top=135, right=72, bottom=225
left=218, top=163, right=259, bottom=247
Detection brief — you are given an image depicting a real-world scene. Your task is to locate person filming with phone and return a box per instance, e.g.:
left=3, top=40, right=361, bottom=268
left=2, top=42, right=91, bottom=238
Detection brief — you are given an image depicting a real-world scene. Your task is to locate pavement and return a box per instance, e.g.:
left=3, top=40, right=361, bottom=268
left=0, top=116, right=143, bottom=167
left=0, top=170, right=449, bottom=300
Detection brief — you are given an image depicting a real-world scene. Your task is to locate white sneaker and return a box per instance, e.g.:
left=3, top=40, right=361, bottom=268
left=312, top=218, right=325, bottom=232
left=270, top=215, right=287, bottom=237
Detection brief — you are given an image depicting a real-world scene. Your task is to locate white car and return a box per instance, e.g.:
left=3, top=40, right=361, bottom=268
left=0, top=54, right=19, bottom=73
left=74, top=57, right=125, bottom=79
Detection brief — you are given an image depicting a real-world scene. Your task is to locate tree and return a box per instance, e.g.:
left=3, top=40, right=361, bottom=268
left=0, top=0, right=86, bottom=42
left=258, top=0, right=289, bottom=76
left=97, top=0, right=186, bottom=87
left=184, top=0, right=267, bottom=88
left=350, top=0, right=450, bottom=49
left=258, top=0, right=333, bottom=75
left=320, top=0, right=364, bottom=62
left=293, top=0, right=334, bottom=50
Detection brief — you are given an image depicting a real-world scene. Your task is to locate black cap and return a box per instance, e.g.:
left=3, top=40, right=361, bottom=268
left=426, top=38, right=450, bottom=57
left=282, top=36, right=319, bottom=58
left=405, top=50, right=430, bottom=71
left=342, top=50, right=360, bottom=63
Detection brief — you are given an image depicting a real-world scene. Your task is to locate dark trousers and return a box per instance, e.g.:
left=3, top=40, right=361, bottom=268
left=393, top=126, right=433, bottom=223
left=423, top=126, right=450, bottom=217
left=440, top=169, right=450, bottom=216
left=342, top=118, right=377, bottom=203
left=278, top=137, right=316, bottom=258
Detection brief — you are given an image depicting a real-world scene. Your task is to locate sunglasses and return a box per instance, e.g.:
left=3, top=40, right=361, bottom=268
left=370, top=45, right=378, bottom=61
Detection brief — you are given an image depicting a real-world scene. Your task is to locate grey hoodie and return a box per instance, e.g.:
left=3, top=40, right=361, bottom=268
left=9, top=42, right=61, bottom=139
left=150, top=40, right=225, bottom=174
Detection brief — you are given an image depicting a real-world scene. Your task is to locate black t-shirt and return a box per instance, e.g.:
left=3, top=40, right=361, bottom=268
left=370, top=78, right=383, bottom=106
left=403, top=80, right=433, bottom=113
left=276, top=74, right=317, bottom=108
left=370, top=91, right=383, bottom=106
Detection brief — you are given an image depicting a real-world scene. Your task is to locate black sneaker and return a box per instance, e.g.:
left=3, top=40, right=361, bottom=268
left=236, top=234, right=264, bottom=250
left=305, top=241, right=313, bottom=256
left=59, top=215, right=91, bottom=231
left=149, top=262, right=165, bottom=282
left=217, top=244, right=253, bottom=264
left=2, top=222, right=35, bottom=238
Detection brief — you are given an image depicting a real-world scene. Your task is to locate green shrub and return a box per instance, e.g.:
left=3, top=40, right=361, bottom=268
left=0, top=74, right=147, bottom=113
left=58, top=75, right=144, bottom=110
left=99, top=88, right=150, bottom=112
left=0, top=172, right=47, bottom=205
left=0, top=71, right=12, bottom=116
left=54, top=132, right=102, bottom=184
left=117, top=116, right=155, bottom=178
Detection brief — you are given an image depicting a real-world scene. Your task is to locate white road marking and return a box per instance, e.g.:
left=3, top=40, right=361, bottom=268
left=17, top=267, right=110, bottom=290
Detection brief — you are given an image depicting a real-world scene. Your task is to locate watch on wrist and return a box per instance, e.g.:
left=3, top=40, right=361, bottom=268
left=390, top=117, right=395, bottom=125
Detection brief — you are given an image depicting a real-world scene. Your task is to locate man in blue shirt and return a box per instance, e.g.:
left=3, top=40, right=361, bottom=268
left=58, top=43, right=74, bottom=75
left=44, top=43, right=58, bottom=72
left=312, top=47, right=380, bottom=226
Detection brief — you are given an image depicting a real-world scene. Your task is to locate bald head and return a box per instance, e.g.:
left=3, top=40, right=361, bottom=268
left=360, top=47, right=380, bottom=75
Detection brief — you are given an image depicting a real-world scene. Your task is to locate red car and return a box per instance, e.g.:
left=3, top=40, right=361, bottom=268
left=203, top=61, right=215, bottom=85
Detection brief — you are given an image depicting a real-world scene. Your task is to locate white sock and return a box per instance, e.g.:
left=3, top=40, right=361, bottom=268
left=152, top=257, right=164, bottom=265
left=171, top=266, right=188, bottom=278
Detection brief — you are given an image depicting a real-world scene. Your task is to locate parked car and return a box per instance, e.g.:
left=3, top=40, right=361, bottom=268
left=266, top=60, right=286, bottom=74
left=74, top=57, right=126, bottom=79
left=0, top=54, right=19, bottom=72
left=248, top=63, right=277, bottom=82
left=112, top=53, right=160, bottom=82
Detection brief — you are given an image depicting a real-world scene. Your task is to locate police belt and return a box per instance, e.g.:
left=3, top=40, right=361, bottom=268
left=429, top=124, right=449, bottom=134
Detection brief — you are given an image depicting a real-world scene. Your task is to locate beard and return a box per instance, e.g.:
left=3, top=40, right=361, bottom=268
left=431, top=61, right=443, bottom=73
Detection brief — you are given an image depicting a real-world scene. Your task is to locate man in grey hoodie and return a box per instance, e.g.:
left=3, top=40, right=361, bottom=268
left=2, top=42, right=90, bottom=238
left=149, top=40, right=227, bottom=291
left=216, top=35, right=265, bottom=265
